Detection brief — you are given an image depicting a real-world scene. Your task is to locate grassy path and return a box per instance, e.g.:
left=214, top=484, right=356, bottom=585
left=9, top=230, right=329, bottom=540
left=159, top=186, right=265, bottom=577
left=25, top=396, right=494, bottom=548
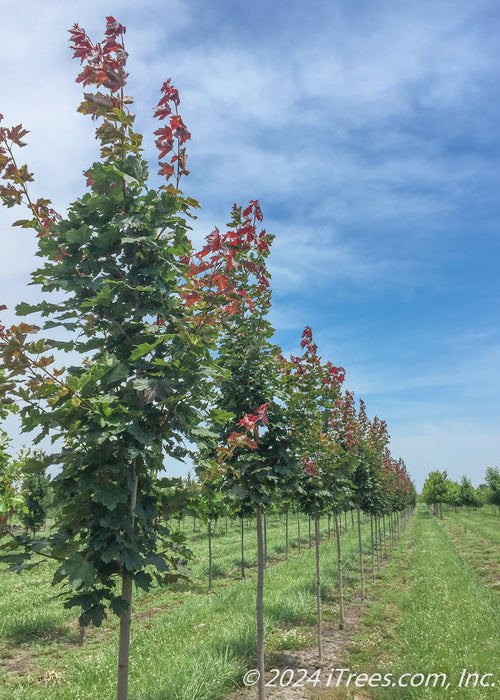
left=348, top=506, right=500, bottom=699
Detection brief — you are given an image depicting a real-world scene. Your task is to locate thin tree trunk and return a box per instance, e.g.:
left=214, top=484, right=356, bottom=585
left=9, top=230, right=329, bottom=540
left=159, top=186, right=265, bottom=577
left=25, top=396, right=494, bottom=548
left=328, top=512, right=331, bottom=539
left=297, top=512, right=301, bottom=555
left=382, top=515, right=387, bottom=559
left=117, top=470, right=138, bottom=700
left=370, top=513, right=375, bottom=583
left=357, top=501, right=365, bottom=600
left=208, top=518, right=213, bottom=593
left=314, top=517, right=323, bottom=663
left=255, top=504, right=266, bottom=700
left=241, top=515, right=245, bottom=578
left=351, top=509, right=354, bottom=528
left=334, top=513, right=344, bottom=630
left=375, top=516, right=381, bottom=571
left=78, top=613, right=87, bottom=646
left=263, top=510, right=267, bottom=567
left=285, top=511, right=289, bottom=561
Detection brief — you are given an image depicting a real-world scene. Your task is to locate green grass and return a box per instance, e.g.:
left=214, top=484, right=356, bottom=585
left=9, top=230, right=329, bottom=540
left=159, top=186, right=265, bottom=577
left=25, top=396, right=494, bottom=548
left=0, top=511, right=376, bottom=699
left=349, top=506, right=500, bottom=699
left=440, top=508, right=500, bottom=591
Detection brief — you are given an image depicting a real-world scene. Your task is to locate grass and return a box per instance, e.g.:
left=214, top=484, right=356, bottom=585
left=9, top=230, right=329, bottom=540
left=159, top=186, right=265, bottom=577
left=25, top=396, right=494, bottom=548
left=439, top=508, right=500, bottom=590
left=347, top=505, right=500, bottom=699
left=0, top=510, right=379, bottom=699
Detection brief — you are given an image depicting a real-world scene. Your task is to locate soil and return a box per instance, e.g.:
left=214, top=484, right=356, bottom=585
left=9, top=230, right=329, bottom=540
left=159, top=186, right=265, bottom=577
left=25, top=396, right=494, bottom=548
left=227, top=596, right=368, bottom=700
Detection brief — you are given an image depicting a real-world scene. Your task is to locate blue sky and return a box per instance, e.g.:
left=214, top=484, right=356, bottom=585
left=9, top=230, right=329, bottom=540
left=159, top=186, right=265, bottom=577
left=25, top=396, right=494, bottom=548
left=1, top=0, right=499, bottom=490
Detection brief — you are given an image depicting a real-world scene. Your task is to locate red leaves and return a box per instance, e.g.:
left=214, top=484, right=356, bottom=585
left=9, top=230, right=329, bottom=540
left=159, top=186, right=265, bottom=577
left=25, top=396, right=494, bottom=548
left=68, top=24, right=92, bottom=62
left=69, top=18, right=128, bottom=93
left=256, top=402, right=270, bottom=425
left=180, top=201, right=270, bottom=319
left=0, top=118, right=61, bottom=235
left=159, top=78, right=180, bottom=107
left=153, top=78, right=191, bottom=182
left=158, top=161, right=175, bottom=179
left=105, top=16, right=126, bottom=40
left=302, top=456, right=320, bottom=477
left=3, top=125, right=29, bottom=148
left=300, top=325, right=317, bottom=356
left=238, top=413, right=257, bottom=430
left=228, top=403, right=270, bottom=452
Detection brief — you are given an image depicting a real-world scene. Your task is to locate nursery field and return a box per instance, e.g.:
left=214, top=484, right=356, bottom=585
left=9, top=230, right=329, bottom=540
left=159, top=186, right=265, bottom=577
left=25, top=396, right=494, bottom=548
left=0, top=507, right=498, bottom=700
left=0, top=511, right=380, bottom=700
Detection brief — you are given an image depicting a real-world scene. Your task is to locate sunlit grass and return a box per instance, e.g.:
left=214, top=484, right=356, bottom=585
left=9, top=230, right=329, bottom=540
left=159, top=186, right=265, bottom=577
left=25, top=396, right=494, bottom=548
left=349, top=506, right=500, bottom=699
left=0, top=511, right=377, bottom=699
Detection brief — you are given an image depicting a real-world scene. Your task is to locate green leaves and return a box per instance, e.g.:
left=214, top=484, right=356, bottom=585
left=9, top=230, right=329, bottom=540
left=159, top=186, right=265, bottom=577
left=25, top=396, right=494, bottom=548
left=59, top=554, right=97, bottom=589
left=92, top=482, right=129, bottom=510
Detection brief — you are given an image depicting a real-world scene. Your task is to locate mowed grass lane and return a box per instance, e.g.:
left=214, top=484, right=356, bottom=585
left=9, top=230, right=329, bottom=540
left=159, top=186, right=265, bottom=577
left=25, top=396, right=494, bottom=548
left=349, top=505, right=500, bottom=700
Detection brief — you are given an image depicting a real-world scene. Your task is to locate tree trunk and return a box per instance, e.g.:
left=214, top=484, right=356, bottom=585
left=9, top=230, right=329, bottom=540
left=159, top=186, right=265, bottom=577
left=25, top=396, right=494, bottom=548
left=241, top=515, right=245, bottom=578
left=255, top=504, right=266, bottom=700
left=285, top=511, right=289, bottom=561
left=263, top=510, right=267, bottom=567
left=375, top=516, right=381, bottom=571
left=308, top=516, right=312, bottom=548
left=297, top=512, right=301, bottom=555
left=117, top=470, right=138, bottom=700
left=334, top=513, right=344, bottom=630
left=314, top=517, right=323, bottom=663
left=370, top=513, right=375, bottom=583
left=357, top=501, right=365, bottom=600
left=208, top=518, right=213, bottom=593
left=78, top=612, right=87, bottom=646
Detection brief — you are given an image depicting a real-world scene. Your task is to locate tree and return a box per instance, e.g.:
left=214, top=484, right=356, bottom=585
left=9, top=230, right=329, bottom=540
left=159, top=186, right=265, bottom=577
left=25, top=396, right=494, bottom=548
left=459, top=476, right=481, bottom=513
left=0, top=431, right=25, bottom=529
left=278, top=327, right=346, bottom=654
left=0, top=17, right=267, bottom=700
left=20, top=465, right=51, bottom=535
left=192, top=200, right=298, bottom=700
left=485, top=467, right=500, bottom=513
left=421, top=470, right=449, bottom=518
left=446, top=480, right=462, bottom=511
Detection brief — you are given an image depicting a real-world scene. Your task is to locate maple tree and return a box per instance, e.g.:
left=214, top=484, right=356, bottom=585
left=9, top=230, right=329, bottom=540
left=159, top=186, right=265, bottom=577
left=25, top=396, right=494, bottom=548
left=196, top=208, right=297, bottom=700
left=0, top=17, right=273, bottom=700
left=278, top=326, right=349, bottom=656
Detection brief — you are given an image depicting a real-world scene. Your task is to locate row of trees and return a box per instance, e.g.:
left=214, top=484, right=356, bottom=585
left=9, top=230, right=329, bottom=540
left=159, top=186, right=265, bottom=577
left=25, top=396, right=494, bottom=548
left=0, top=17, right=415, bottom=700
left=421, top=468, right=500, bottom=517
